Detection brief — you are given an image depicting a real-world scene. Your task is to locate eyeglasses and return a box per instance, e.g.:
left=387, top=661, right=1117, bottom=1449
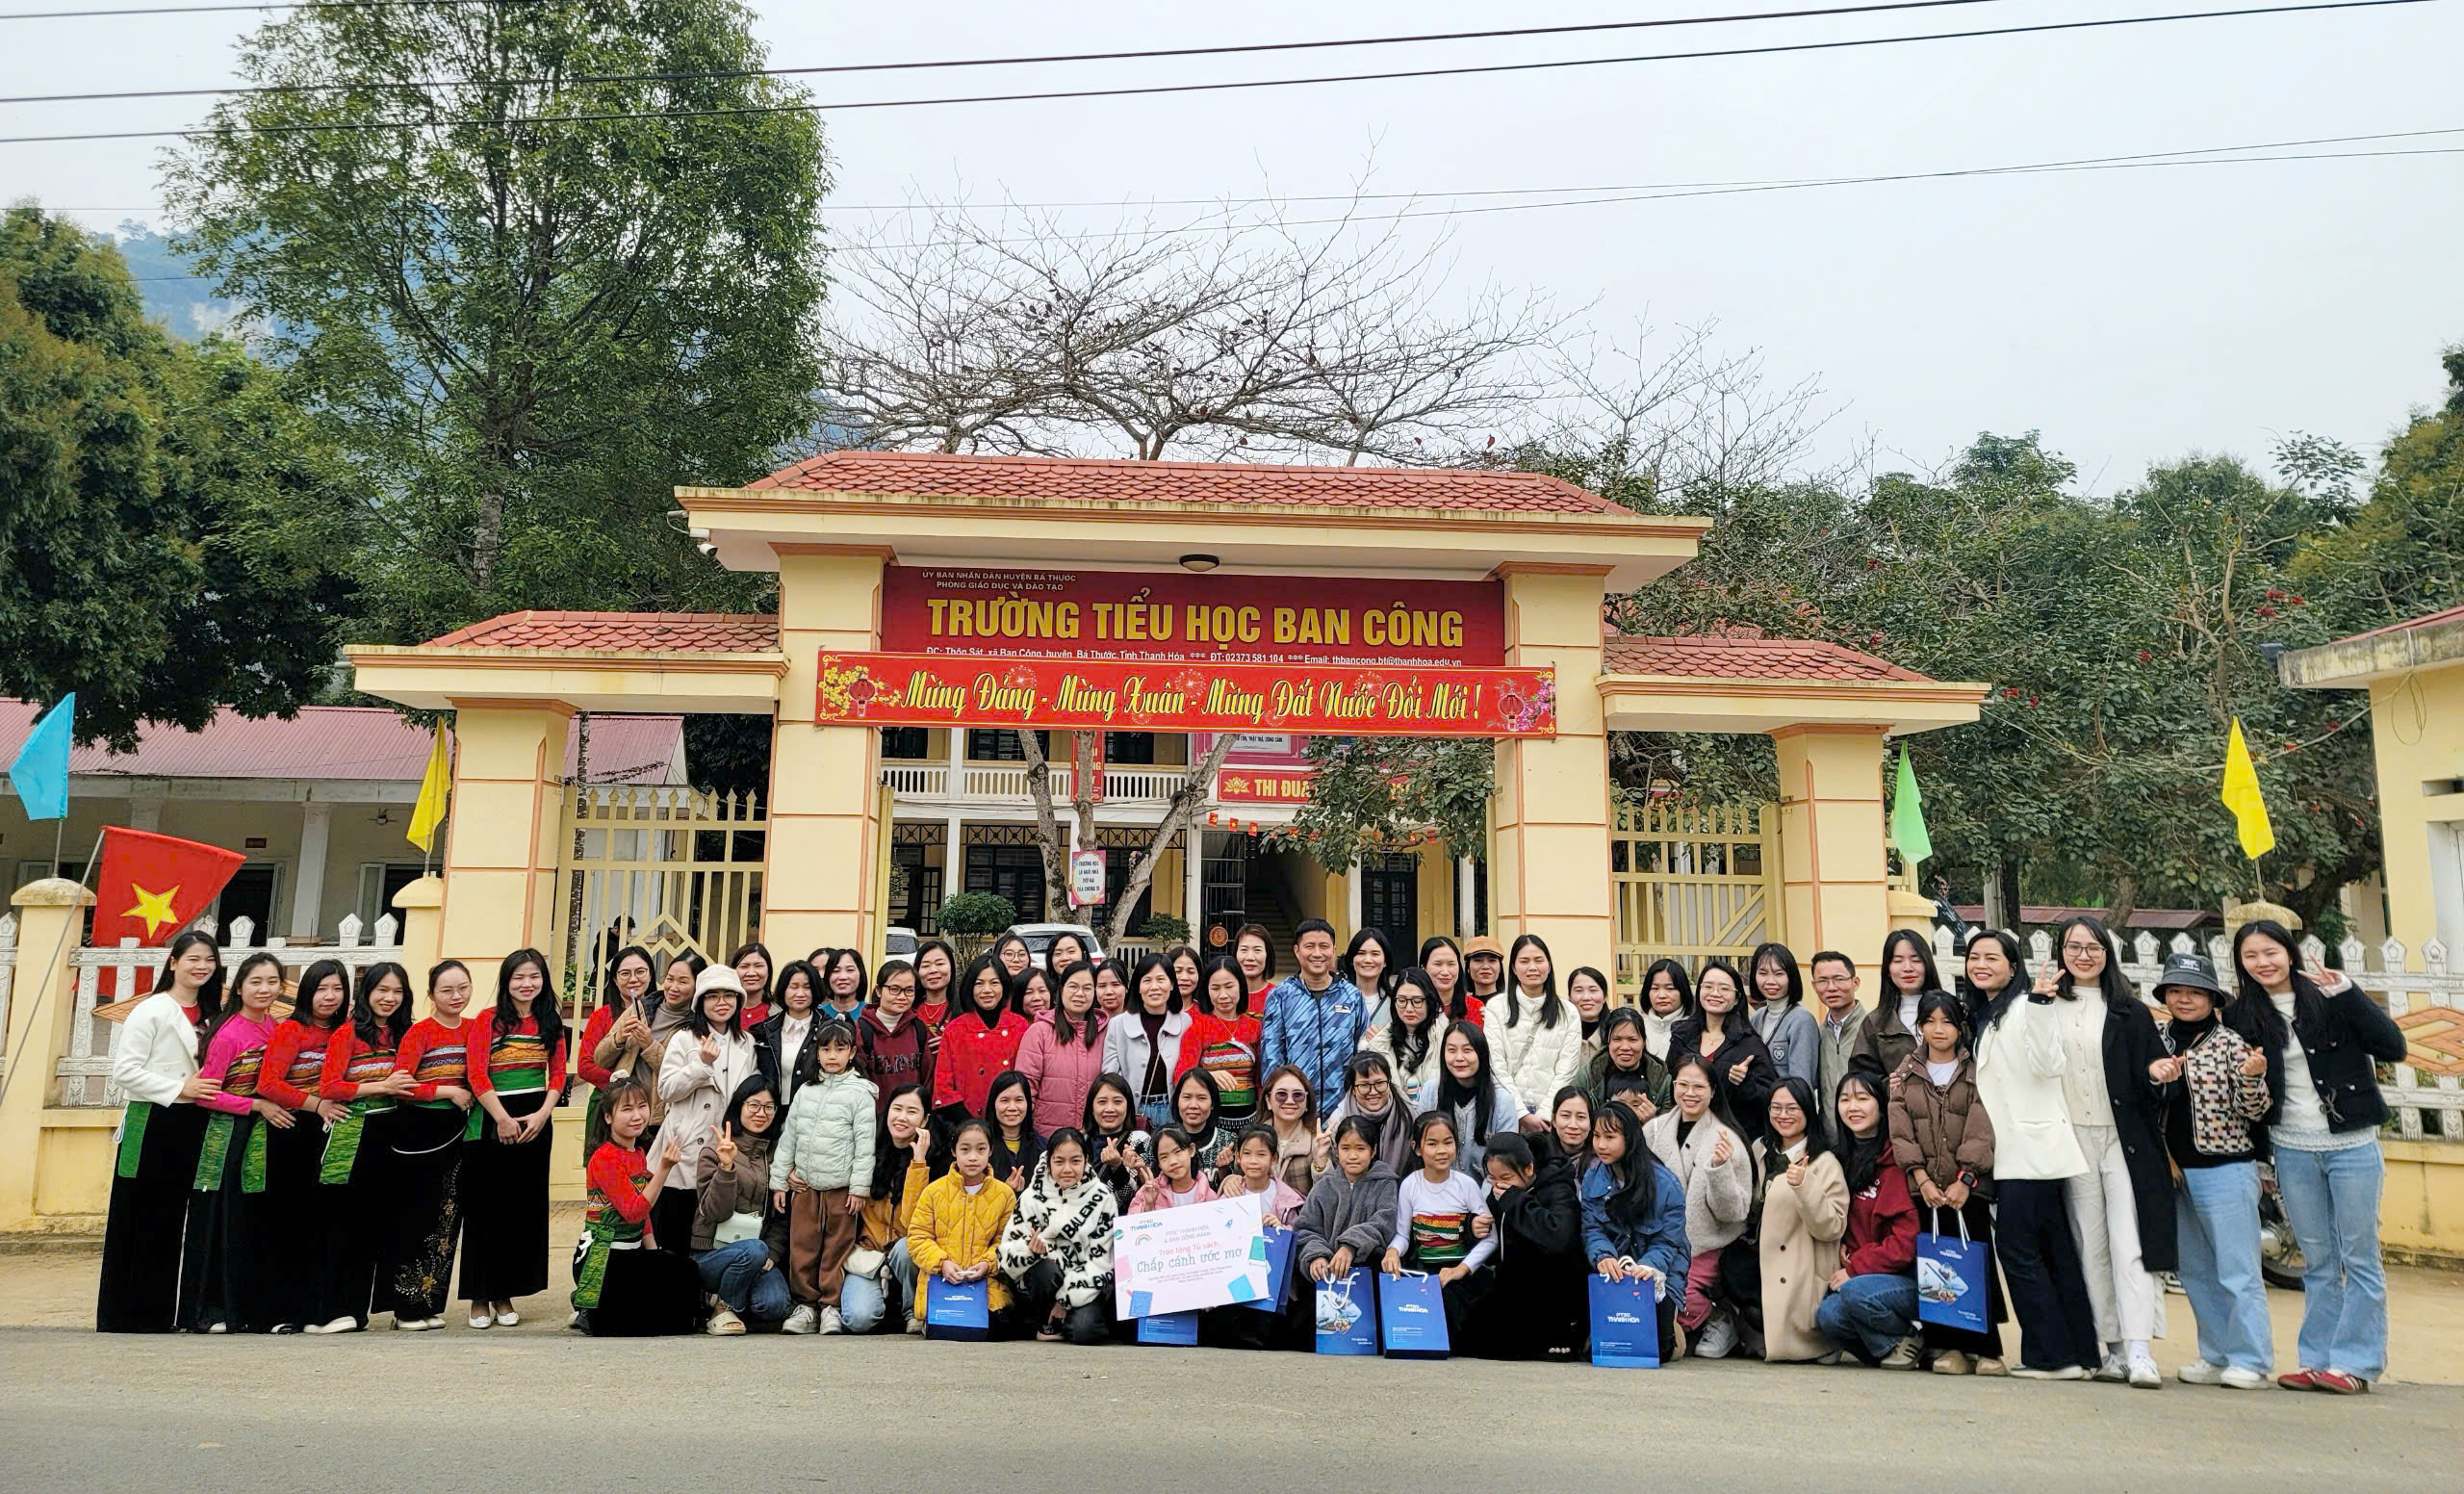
left=1270, top=1088, right=1307, bottom=1101
left=2062, top=941, right=2105, bottom=955
left=1355, top=1076, right=1390, bottom=1092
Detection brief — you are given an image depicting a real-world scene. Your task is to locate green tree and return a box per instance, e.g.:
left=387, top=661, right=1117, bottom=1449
left=1282, top=736, right=1494, bottom=874
left=0, top=206, right=353, bottom=748
left=162, top=0, right=831, bottom=647
left=2298, top=346, right=2464, bottom=624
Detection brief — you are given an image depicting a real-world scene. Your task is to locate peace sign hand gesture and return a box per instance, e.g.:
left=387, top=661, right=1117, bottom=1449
left=713, top=1121, right=737, bottom=1172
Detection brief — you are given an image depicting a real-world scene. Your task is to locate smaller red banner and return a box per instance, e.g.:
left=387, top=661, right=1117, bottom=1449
left=815, top=653, right=1555, bottom=738
left=1216, top=769, right=1316, bottom=805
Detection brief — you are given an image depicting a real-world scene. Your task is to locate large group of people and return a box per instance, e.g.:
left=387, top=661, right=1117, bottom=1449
left=97, top=914, right=2404, bottom=1391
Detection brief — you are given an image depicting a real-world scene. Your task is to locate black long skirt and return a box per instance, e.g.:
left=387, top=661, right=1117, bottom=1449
left=177, top=1111, right=288, bottom=1331
left=579, top=1247, right=703, bottom=1336
left=649, top=1185, right=699, bottom=1258
left=314, top=1107, right=398, bottom=1327
left=460, top=1091, right=553, bottom=1302
left=259, top=1111, right=330, bottom=1328
left=96, top=1100, right=207, bottom=1333
left=383, top=1104, right=468, bottom=1321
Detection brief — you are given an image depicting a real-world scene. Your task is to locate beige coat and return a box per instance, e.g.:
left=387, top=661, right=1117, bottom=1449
left=1758, top=1149, right=1849, bottom=1362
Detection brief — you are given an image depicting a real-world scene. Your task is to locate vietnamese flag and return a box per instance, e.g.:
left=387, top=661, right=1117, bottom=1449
left=93, top=827, right=245, bottom=949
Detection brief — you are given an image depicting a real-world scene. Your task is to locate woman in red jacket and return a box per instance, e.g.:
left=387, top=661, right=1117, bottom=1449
left=1815, top=1070, right=1921, bottom=1366
left=254, top=958, right=353, bottom=1332
left=310, top=962, right=417, bottom=1333
left=461, top=947, right=568, bottom=1328
left=933, top=956, right=1031, bottom=1121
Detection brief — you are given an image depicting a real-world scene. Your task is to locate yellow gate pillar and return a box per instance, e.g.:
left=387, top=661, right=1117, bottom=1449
left=766, top=547, right=888, bottom=959
left=1772, top=725, right=1891, bottom=980
left=1490, top=567, right=1616, bottom=979
left=435, top=700, right=572, bottom=986
left=391, top=875, right=445, bottom=987
left=1, top=879, right=93, bottom=1231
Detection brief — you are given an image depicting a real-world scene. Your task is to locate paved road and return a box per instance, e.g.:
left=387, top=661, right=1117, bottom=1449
left=2, top=1325, right=2453, bottom=1492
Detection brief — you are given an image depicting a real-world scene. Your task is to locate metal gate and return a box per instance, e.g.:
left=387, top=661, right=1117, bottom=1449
left=1611, top=800, right=1780, bottom=995
left=554, top=785, right=765, bottom=1018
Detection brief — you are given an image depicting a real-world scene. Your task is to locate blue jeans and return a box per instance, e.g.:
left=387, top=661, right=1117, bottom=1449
left=1815, top=1273, right=1918, bottom=1363
left=696, top=1239, right=791, bottom=1324
left=2173, top=1163, right=2273, bottom=1375
left=838, top=1240, right=916, bottom=1334
left=2274, top=1142, right=2387, bottom=1380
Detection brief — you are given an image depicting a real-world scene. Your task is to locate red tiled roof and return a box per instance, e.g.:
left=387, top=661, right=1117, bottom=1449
left=746, top=451, right=1627, bottom=515
left=0, top=702, right=683, bottom=784
left=2330, top=602, right=2464, bottom=644
left=424, top=611, right=783, bottom=653
left=1601, top=632, right=1932, bottom=683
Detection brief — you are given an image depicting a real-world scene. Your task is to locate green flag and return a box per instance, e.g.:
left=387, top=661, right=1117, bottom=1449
left=1890, top=746, right=1933, bottom=870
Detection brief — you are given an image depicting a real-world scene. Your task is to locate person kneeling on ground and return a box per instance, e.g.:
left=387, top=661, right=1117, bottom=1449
left=572, top=1077, right=703, bottom=1336
left=694, top=1076, right=792, bottom=1334
left=998, top=1127, right=1117, bottom=1344
left=1815, top=1072, right=1920, bottom=1366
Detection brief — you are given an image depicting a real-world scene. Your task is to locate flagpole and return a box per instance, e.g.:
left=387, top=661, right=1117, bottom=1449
left=0, top=829, right=108, bottom=1112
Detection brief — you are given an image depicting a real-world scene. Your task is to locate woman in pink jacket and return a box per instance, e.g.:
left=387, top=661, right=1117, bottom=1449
left=1014, top=961, right=1108, bottom=1136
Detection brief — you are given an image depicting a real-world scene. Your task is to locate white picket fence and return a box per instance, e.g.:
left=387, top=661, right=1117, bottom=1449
left=52, top=913, right=402, bottom=1107
left=1928, top=924, right=2464, bottom=1142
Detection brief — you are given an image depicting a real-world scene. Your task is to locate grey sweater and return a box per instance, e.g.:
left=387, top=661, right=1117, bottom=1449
left=1293, top=1160, right=1400, bottom=1273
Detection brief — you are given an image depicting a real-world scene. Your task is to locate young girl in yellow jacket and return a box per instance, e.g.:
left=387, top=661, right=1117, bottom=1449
left=905, top=1118, right=1017, bottom=1332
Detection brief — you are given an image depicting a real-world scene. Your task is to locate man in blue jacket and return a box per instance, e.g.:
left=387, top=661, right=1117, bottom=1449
left=1261, top=919, right=1365, bottom=1116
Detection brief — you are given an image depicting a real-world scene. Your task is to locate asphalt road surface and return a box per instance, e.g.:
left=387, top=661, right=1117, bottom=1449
left=1, top=1326, right=2451, bottom=1492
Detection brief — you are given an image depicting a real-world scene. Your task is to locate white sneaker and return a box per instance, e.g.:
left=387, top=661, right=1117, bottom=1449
left=310, top=1316, right=360, bottom=1335
left=1693, top=1311, right=1737, bottom=1359
left=2010, top=1364, right=2090, bottom=1380
left=2128, top=1355, right=2163, bottom=1389
left=2178, top=1359, right=2226, bottom=1386
left=2095, top=1352, right=2128, bottom=1382
left=2220, top=1366, right=2271, bottom=1390
left=905, top=1316, right=926, bottom=1336
left=782, top=1304, right=818, bottom=1335
left=705, top=1305, right=746, bottom=1336
left=819, top=1307, right=845, bottom=1336
left=1880, top=1337, right=1923, bottom=1370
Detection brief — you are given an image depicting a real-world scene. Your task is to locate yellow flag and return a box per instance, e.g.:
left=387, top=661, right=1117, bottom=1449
left=2220, top=718, right=2275, bottom=860
left=408, top=731, right=450, bottom=853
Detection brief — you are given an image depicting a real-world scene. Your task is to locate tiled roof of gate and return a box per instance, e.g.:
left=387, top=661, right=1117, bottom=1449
left=0, top=702, right=683, bottom=783
left=1601, top=633, right=1933, bottom=683
left=423, top=611, right=783, bottom=653
left=744, top=451, right=1628, bottom=515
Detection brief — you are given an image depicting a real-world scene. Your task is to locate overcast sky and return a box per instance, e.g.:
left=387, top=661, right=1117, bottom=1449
left=9, top=0, right=2459, bottom=489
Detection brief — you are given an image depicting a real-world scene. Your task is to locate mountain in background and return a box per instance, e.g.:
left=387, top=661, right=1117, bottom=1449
left=106, top=221, right=238, bottom=339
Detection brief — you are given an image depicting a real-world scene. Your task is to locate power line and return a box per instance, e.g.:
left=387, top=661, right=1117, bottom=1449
left=0, top=0, right=2025, bottom=104
left=0, top=0, right=2432, bottom=146
left=1, top=0, right=506, bottom=17
left=114, top=129, right=2464, bottom=278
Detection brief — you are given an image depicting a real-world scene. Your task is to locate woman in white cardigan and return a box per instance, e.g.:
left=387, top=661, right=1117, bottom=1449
left=1484, top=935, right=1581, bottom=1113
left=1642, top=1053, right=1760, bottom=1357
left=657, top=966, right=761, bottom=1255
left=1968, top=929, right=2102, bottom=1379
left=99, top=933, right=226, bottom=1332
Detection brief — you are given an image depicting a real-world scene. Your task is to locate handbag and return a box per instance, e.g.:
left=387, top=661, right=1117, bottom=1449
left=712, top=1209, right=761, bottom=1247
left=1916, top=1208, right=1989, bottom=1334
left=844, top=1247, right=886, bottom=1280
left=1375, top=1270, right=1450, bottom=1359
left=1244, top=1224, right=1296, bottom=1314
left=923, top=1276, right=990, bottom=1341
left=1135, top=1310, right=1201, bottom=1346
left=1313, top=1267, right=1379, bottom=1355
left=1587, top=1274, right=1663, bottom=1368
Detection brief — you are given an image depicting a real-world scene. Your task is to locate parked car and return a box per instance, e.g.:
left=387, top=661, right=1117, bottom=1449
left=1006, top=922, right=1104, bottom=965
left=882, top=926, right=918, bottom=966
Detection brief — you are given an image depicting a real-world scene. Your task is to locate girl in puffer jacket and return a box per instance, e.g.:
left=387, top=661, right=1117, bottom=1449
left=1888, top=992, right=2007, bottom=1375
left=997, top=1128, right=1117, bottom=1344
left=770, top=1022, right=879, bottom=1333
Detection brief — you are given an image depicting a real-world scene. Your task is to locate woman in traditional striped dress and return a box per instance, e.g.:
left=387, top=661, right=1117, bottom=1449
left=308, top=961, right=416, bottom=1332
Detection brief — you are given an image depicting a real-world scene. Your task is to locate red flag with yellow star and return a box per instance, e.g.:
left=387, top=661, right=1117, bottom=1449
left=92, top=827, right=245, bottom=948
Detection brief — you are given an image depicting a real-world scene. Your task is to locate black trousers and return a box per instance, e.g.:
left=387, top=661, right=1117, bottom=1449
left=1996, top=1178, right=2100, bottom=1372
left=1015, top=1258, right=1112, bottom=1346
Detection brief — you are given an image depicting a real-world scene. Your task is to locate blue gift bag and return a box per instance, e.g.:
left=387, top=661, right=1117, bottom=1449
left=1587, top=1275, right=1662, bottom=1368
left=923, top=1276, right=990, bottom=1341
left=1135, top=1309, right=1200, bottom=1346
left=1313, top=1268, right=1379, bottom=1355
left=1245, top=1225, right=1296, bottom=1315
left=1917, top=1209, right=1989, bottom=1334
left=1377, top=1270, right=1450, bottom=1359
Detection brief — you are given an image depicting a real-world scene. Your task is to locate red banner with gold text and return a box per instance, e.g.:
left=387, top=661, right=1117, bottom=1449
left=816, top=653, right=1555, bottom=737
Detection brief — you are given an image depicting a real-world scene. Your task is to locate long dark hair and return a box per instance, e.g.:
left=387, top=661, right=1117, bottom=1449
left=1694, top=958, right=1748, bottom=1036
left=605, top=942, right=655, bottom=1009
left=588, top=1075, right=652, bottom=1154
left=958, top=954, right=1017, bottom=1024
left=200, top=949, right=285, bottom=1048
left=1047, top=961, right=1104, bottom=1047
left=1046, top=930, right=1094, bottom=974
left=291, top=958, right=352, bottom=1031
left=2229, top=919, right=2311, bottom=1052
left=727, top=940, right=775, bottom=1006
left=1640, top=957, right=1697, bottom=1019
left=686, top=977, right=745, bottom=1039
left=912, top=939, right=959, bottom=1001
left=491, top=946, right=563, bottom=1050
left=2052, top=915, right=2134, bottom=1012
left=1591, top=1098, right=1663, bottom=1225
left=1962, top=929, right=2033, bottom=1033
left=1419, top=935, right=1476, bottom=1021
left=350, top=961, right=414, bottom=1048
left=820, top=947, right=869, bottom=1008
left=1081, top=1072, right=1142, bottom=1145
left=722, top=1072, right=782, bottom=1141
left=1832, top=1071, right=1889, bottom=1194
left=151, top=929, right=226, bottom=1018
left=1912, top=990, right=1969, bottom=1056
left=1670, top=1052, right=1753, bottom=1157
left=1173, top=1067, right=1224, bottom=1139
left=1502, top=934, right=1564, bottom=1028
left=1434, top=1021, right=1502, bottom=1141
left=1760, top=1074, right=1833, bottom=1177
left=1386, top=966, right=1444, bottom=1073
left=870, top=1082, right=943, bottom=1199
left=1235, top=923, right=1276, bottom=983
left=1196, top=956, right=1246, bottom=1021
left=1749, top=941, right=1805, bottom=1010
left=1881, top=928, right=1948, bottom=1000
left=1341, top=927, right=1399, bottom=1000
left=773, top=959, right=823, bottom=1017
left=1127, top=951, right=1180, bottom=1014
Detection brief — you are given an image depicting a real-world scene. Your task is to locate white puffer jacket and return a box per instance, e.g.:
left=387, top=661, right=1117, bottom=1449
left=997, top=1172, right=1118, bottom=1307
left=771, top=1065, right=881, bottom=1198
left=1486, top=991, right=1581, bottom=1112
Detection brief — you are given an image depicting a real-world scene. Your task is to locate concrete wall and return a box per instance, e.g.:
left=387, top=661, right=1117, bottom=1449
left=2363, top=665, right=2464, bottom=958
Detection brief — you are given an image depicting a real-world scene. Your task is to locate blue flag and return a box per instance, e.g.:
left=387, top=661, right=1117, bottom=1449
left=7, top=693, right=72, bottom=821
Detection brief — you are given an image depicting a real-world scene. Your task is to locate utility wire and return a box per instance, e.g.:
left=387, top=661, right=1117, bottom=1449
left=115, top=131, right=2464, bottom=278
left=0, top=0, right=2026, bottom=103
left=0, top=0, right=2433, bottom=146
left=1, top=0, right=511, bottom=18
